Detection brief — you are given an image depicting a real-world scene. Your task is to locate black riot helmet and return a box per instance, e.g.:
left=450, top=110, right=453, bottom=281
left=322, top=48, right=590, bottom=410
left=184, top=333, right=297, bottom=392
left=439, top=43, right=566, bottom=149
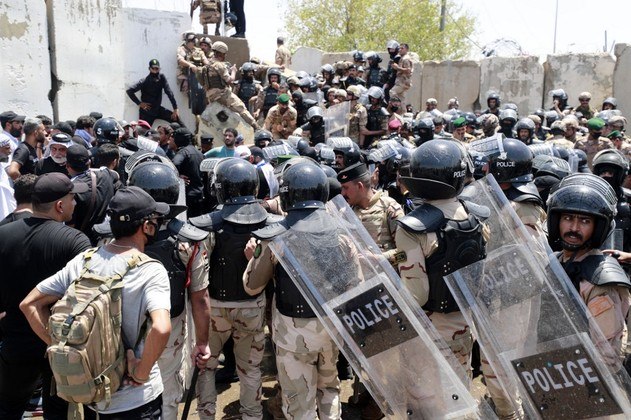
left=487, top=137, right=534, bottom=184
left=213, top=158, right=259, bottom=205
left=94, top=117, right=121, bottom=144
left=267, top=67, right=282, bottom=83
left=241, top=62, right=256, bottom=77
left=254, top=129, right=273, bottom=148
left=128, top=161, right=180, bottom=205
left=413, top=118, right=435, bottom=145
left=365, top=51, right=382, bottom=66
left=603, top=97, right=618, bottom=110
left=592, top=149, right=630, bottom=190
left=514, top=118, right=535, bottom=141
left=386, top=146, right=412, bottom=177
left=400, top=139, right=467, bottom=200
left=573, top=149, right=590, bottom=173
left=330, top=137, right=361, bottom=167
left=487, top=91, right=501, bottom=108
left=352, top=50, right=365, bottom=63
left=279, top=161, right=329, bottom=211
left=547, top=173, right=617, bottom=250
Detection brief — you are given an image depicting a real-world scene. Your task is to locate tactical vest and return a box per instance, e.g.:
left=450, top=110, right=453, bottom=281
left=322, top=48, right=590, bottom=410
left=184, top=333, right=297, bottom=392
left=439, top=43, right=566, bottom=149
left=201, top=65, right=225, bottom=89
left=367, top=68, right=383, bottom=88
left=209, top=221, right=266, bottom=301
left=399, top=203, right=486, bottom=313
left=144, top=235, right=187, bottom=318
left=309, top=123, right=326, bottom=145
left=274, top=259, right=316, bottom=318
left=187, top=48, right=206, bottom=67
left=237, top=80, right=258, bottom=104
left=367, top=107, right=384, bottom=131
left=559, top=253, right=631, bottom=290
left=615, top=198, right=631, bottom=253
left=262, top=87, right=279, bottom=115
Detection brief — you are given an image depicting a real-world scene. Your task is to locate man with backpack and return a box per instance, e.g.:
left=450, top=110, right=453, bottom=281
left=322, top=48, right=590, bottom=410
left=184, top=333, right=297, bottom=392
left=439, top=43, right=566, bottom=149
left=0, top=172, right=91, bottom=419
left=20, top=186, right=178, bottom=418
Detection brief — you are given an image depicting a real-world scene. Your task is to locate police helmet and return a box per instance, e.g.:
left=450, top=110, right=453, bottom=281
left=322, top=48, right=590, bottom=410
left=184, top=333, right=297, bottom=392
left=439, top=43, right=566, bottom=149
left=400, top=139, right=468, bottom=200
left=213, top=158, right=259, bottom=205
left=241, top=62, right=256, bottom=74
left=573, top=149, right=590, bottom=173
left=487, top=91, right=501, bottom=108
left=267, top=67, right=282, bottom=82
left=547, top=173, right=617, bottom=249
left=94, top=117, right=121, bottom=143
left=499, top=109, right=518, bottom=124
left=413, top=118, right=435, bottom=145
left=544, top=111, right=559, bottom=127
left=279, top=161, right=329, bottom=211
left=386, top=146, right=412, bottom=177
left=352, top=50, right=365, bottom=62
left=254, top=129, right=273, bottom=148
left=515, top=118, right=535, bottom=136
left=549, top=88, right=568, bottom=101
left=487, top=137, right=534, bottom=184
left=365, top=51, right=382, bottom=64
left=306, top=106, right=323, bottom=122
left=592, top=149, right=630, bottom=189
left=464, top=112, right=478, bottom=128
left=603, top=97, right=618, bottom=109
left=367, top=86, right=384, bottom=100
left=386, top=40, right=400, bottom=50
left=128, top=161, right=180, bottom=205
left=295, top=70, right=309, bottom=80
left=321, top=64, right=334, bottom=75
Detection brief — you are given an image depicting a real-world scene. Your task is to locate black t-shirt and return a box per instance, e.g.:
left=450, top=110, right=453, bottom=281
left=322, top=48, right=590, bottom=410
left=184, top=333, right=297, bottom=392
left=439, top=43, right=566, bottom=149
left=35, top=156, right=69, bottom=176
left=12, top=142, right=38, bottom=175
left=172, top=145, right=204, bottom=199
left=0, top=210, right=31, bottom=227
left=71, top=168, right=120, bottom=241
left=0, top=218, right=91, bottom=357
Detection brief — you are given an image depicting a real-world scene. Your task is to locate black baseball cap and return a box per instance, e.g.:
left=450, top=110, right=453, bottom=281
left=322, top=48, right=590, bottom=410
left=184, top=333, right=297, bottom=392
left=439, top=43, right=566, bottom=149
left=66, top=145, right=91, bottom=171
left=32, top=173, right=89, bottom=204
left=108, top=186, right=169, bottom=222
left=0, top=111, right=26, bottom=123
left=200, top=134, right=214, bottom=144
left=149, top=59, right=160, bottom=68
left=249, top=146, right=264, bottom=158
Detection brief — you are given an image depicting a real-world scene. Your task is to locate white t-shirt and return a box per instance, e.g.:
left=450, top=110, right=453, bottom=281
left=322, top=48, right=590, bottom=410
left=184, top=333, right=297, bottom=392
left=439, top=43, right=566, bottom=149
left=37, top=247, right=171, bottom=414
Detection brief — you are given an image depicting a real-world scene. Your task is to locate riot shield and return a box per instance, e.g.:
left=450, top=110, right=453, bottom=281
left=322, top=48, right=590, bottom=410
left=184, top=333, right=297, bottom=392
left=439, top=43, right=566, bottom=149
left=446, top=175, right=631, bottom=419
left=303, top=91, right=324, bottom=106
left=188, top=68, right=206, bottom=116
left=324, top=101, right=350, bottom=139
left=268, top=195, right=494, bottom=419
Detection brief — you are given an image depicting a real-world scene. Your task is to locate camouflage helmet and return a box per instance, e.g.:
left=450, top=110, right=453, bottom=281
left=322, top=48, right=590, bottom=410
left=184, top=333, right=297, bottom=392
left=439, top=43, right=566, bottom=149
left=212, top=41, right=228, bottom=54
left=287, top=75, right=300, bottom=86
left=578, top=91, right=592, bottom=100
left=183, top=32, right=196, bottom=43
left=199, top=36, right=212, bottom=46
left=346, top=85, right=362, bottom=98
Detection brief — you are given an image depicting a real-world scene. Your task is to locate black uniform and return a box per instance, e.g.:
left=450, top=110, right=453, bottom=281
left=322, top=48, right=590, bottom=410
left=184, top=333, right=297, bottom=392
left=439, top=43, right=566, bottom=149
left=172, top=144, right=205, bottom=217
left=126, top=73, right=179, bottom=125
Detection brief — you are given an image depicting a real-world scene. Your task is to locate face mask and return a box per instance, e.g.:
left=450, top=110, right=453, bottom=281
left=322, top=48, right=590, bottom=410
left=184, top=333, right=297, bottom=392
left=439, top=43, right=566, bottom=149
left=390, top=106, right=399, bottom=112
left=51, top=155, right=67, bottom=164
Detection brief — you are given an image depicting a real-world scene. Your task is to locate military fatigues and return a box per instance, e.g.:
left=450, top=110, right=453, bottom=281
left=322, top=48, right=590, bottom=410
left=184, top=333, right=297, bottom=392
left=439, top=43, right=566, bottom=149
left=177, top=44, right=207, bottom=92
left=574, top=104, right=598, bottom=120
left=389, top=53, right=413, bottom=105
left=275, top=45, right=292, bottom=67
left=244, top=213, right=342, bottom=420
left=574, top=136, right=614, bottom=169
left=148, top=235, right=210, bottom=420
left=264, top=105, right=298, bottom=140
left=353, top=189, right=404, bottom=265
left=546, top=135, right=576, bottom=149
left=198, top=58, right=258, bottom=127
left=348, top=102, right=368, bottom=144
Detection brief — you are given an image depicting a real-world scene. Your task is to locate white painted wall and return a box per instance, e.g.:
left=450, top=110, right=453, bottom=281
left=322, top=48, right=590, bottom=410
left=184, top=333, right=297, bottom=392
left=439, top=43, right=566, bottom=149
left=0, top=1, right=52, bottom=118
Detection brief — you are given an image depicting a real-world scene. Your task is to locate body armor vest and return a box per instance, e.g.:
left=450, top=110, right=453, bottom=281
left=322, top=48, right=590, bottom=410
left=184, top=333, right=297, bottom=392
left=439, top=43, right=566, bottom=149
left=615, top=197, right=631, bottom=253
left=209, top=220, right=266, bottom=301
left=309, top=123, right=326, bottom=145
left=144, top=234, right=187, bottom=318
left=367, top=107, right=384, bottom=131
left=201, top=65, right=225, bottom=89
left=274, top=263, right=316, bottom=318
left=262, top=87, right=279, bottom=115
left=367, top=67, right=383, bottom=88
left=237, top=80, right=258, bottom=104
left=559, top=253, right=631, bottom=290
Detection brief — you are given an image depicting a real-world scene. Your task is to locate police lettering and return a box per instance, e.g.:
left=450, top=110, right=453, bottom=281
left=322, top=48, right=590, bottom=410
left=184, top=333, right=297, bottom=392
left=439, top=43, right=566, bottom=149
left=453, top=169, right=466, bottom=178
left=519, top=358, right=599, bottom=394
left=342, top=294, right=399, bottom=334
left=496, top=161, right=515, bottom=168
left=483, top=255, right=530, bottom=290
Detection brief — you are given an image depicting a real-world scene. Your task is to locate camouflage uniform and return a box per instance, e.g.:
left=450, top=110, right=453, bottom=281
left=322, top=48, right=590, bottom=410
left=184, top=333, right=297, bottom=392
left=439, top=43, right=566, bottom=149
left=158, top=241, right=210, bottom=420
left=546, top=135, right=575, bottom=149
left=275, top=45, right=292, bottom=67
left=244, top=241, right=341, bottom=420
left=348, top=102, right=368, bottom=144
left=574, top=104, right=598, bottom=120
left=574, top=136, right=614, bottom=169
left=177, top=43, right=207, bottom=92
left=198, top=58, right=258, bottom=128
left=389, top=52, right=413, bottom=105
left=353, top=189, right=404, bottom=265
left=264, top=104, right=298, bottom=139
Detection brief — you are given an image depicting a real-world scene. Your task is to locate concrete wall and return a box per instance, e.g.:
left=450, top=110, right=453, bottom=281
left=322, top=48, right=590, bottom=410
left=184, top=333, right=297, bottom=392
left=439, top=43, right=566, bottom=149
left=0, top=2, right=52, bottom=118
left=479, top=56, right=544, bottom=114
left=543, top=53, right=615, bottom=112
left=420, top=60, right=481, bottom=112
left=292, top=46, right=323, bottom=75
left=613, top=43, right=631, bottom=117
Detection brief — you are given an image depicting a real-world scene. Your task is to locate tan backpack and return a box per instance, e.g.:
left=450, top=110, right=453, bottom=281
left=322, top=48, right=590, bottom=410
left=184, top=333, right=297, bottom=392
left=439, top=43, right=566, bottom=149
left=47, top=248, right=154, bottom=406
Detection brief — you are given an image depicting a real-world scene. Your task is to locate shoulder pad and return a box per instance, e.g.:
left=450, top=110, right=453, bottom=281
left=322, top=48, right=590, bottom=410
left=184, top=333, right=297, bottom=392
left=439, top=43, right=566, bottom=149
left=252, top=220, right=288, bottom=240
left=458, top=184, right=478, bottom=202
left=622, top=187, right=631, bottom=200
left=188, top=210, right=224, bottom=232
left=583, top=255, right=631, bottom=289
left=380, top=107, right=390, bottom=117
left=221, top=202, right=268, bottom=225
left=167, top=218, right=209, bottom=242
left=460, top=200, right=491, bottom=220
left=397, top=203, right=445, bottom=234
left=506, top=183, right=543, bottom=205
left=266, top=213, right=285, bottom=225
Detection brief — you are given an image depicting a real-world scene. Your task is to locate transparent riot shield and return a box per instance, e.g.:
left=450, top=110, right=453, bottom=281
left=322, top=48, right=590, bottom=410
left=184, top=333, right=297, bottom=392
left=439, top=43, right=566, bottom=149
left=303, top=91, right=324, bottom=106
left=261, top=143, right=298, bottom=163
left=268, top=195, right=495, bottom=419
left=446, top=175, right=631, bottom=419
left=324, top=101, right=350, bottom=139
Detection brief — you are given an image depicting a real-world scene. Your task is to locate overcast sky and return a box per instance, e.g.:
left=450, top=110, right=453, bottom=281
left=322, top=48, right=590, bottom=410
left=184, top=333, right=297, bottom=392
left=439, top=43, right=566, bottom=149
left=221, top=0, right=631, bottom=62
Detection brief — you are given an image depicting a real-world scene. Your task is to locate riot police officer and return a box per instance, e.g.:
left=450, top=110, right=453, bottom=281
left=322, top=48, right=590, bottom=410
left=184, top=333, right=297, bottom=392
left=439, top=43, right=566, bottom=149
left=233, top=62, right=262, bottom=114
left=514, top=117, right=539, bottom=145
left=483, top=91, right=501, bottom=116
left=127, top=160, right=211, bottom=420
left=498, top=109, right=518, bottom=138
left=243, top=162, right=342, bottom=419
left=254, top=67, right=282, bottom=120
left=190, top=158, right=278, bottom=420
left=364, top=51, right=387, bottom=89
left=300, top=106, right=326, bottom=145
left=363, top=87, right=389, bottom=149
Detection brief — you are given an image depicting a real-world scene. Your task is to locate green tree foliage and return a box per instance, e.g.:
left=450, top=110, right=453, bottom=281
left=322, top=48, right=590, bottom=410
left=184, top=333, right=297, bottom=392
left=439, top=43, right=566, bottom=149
left=285, top=0, right=475, bottom=60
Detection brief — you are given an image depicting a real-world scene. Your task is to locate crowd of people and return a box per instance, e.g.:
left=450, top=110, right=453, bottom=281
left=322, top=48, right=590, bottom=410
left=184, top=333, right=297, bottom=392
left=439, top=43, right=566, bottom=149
left=1, top=32, right=631, bottom=420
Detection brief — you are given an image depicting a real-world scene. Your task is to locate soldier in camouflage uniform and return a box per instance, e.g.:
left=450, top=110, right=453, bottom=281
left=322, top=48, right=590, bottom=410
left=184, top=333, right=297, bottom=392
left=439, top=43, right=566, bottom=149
left=575, top=91, right=598, bottom=120
left=546, top=120, right=575, bottom=149
left=198, top=42, right=259, bottom=129
left=244, top=162, right=342, bottom=420
left=337, top=163, right=404, bottom=265
left=574, top=118, right=614, bottom=169
left=177, top=32, right=208, bottom=93
left=347, top=85, right=368, bottom=146
left=608, top=130, right=631, bottom=162
left=263, top=93, right=297, bottom=140
left=389, top=43, right=414, bottom=106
